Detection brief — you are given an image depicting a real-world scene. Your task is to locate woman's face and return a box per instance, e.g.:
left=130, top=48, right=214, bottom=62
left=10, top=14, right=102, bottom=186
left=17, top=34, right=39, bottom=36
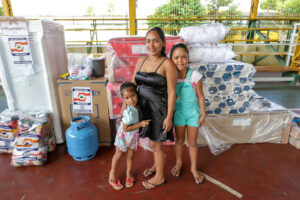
left=145, top=30, right=165, bottom=56
left=171, top=47, right=189, bottom=71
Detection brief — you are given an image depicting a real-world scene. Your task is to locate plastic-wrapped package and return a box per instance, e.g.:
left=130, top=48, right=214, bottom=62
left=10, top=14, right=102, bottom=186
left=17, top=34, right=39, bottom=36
left=179, top=23, right=230, bottom=44
left=289, top=136, right=300, bottom=149
left=11, top=112, right=52, bottom=166
left=0, top=20, right=67, bottom=144
left=199, top=127, right=232, bottom=156
left=290, top=124, right=300, bottom=139
left=106, top=82, right=123, bottom=119
left=188, top=43, right=236, bottom=63
left=68, top=54, right=93, bottom=80
left=198, top=97, right=292, bottom=155
left=0, top=110, right=21, bottom=153
left=106, top=36, right=184, bottom=83
left=191, top=61, right=256, bottom=114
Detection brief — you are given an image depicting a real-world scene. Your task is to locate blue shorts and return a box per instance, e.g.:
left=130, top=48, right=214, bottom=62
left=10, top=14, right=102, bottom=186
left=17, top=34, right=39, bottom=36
left=174, top=108, right=200, bottom=127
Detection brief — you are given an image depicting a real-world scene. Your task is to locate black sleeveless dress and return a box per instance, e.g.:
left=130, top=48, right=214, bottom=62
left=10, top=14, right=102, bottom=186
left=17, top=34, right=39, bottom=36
left=135, top=57, right=174, bottom=142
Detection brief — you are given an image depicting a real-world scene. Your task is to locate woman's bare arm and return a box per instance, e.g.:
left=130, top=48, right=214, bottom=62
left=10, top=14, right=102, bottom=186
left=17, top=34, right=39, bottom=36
left=163, top=59, right=178, bottom=133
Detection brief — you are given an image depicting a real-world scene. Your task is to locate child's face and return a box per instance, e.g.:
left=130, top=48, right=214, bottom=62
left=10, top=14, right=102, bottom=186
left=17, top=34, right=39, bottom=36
left=122, top=89, right=138, bottom=107
left=146, top=31, right=165, bottom=56
left=171, top=47, right=189, bottom=71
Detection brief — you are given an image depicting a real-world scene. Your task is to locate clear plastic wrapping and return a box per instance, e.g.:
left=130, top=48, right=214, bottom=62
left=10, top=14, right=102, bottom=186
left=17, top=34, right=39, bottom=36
left=0, top=110, right=21, bottom=153
left=68, top=53, right=93, bottom=80
left=179, top=23, right=230, bottom=44
left=191, top=60, right=256, bottom=114
left=11, top=111, right=54, bottom=166
left=198, top=96, right=292, bottom=155
left=106, top=82, right=123, bottom=119
left=188, top=43, right=236, bottom=63
left=106, top=36, right=184, bottom=83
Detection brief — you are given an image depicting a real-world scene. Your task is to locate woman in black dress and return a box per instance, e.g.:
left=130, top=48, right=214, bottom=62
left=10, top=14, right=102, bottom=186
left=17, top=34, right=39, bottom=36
left=131, top=27, right=177, bottom=189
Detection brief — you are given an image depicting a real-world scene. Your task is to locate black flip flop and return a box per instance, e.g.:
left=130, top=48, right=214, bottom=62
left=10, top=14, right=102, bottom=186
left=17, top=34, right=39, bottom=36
left=171, top=166, right=181, bottom=178
left=142, top=180, right=167, bottom=189
left=143, top=168, right=156, bottom=178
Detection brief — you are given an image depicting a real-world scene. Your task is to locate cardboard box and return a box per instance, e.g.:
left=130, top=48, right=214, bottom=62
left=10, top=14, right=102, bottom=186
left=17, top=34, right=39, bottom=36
left=290, top=124, right=300, bottom=139
left=57, top=77, right=111, bottom=146
left=289, top=136, right=300, bottom=149
left=198, top=111, right=292, bottom=145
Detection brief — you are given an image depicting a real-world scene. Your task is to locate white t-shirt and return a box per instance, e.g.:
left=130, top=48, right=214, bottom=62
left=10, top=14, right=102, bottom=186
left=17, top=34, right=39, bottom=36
left=177, top=69, right=203, bottom=84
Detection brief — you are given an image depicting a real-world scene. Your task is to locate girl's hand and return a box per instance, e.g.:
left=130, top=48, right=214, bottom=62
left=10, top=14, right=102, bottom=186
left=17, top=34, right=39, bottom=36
left=140, top=119, right=151, bottom=128
left=163, top=117, right=173, bottom=133
left=198, top=116, right=205, bottom=127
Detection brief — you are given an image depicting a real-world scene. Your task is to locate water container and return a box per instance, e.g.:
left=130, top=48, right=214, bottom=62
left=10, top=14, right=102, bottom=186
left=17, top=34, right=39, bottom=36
left=66, top=116, right=98, bottom=161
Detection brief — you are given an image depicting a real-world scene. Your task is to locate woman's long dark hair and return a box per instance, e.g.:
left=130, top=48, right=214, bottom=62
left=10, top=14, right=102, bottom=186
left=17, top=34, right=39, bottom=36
left=146, top=27, right=166, bottom=57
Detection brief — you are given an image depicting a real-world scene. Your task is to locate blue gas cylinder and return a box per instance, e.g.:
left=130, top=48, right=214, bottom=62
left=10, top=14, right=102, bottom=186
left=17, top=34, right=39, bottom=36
left=66, top=116, right=99, bottom=161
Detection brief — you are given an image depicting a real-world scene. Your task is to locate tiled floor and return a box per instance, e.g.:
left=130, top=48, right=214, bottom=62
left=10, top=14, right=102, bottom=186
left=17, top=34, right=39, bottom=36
left=0, top=143, right=299, bottom=200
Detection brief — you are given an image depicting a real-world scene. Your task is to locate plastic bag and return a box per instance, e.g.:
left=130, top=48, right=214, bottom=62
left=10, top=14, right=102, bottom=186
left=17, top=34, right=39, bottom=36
left=68, top=53, right=93, bottom=80
left=188, top=43, right=236, bottom=63
left=11, top=112, right=51, bottom=166
left=0, top=110, right=21, bottom=153
left=179, top=23, right=230, bottom=44
left=199, top=126, right=232, bottom=156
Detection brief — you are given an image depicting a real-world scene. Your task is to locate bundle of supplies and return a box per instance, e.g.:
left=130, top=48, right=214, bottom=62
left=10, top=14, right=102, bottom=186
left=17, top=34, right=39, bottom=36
left=188, top=43, right=236, bottom=63
left=179, top=23, right=236, bottom=64
left=0, top=110, right=20, bottom=153
left=106, top=36, right=184, bottom=83
left=289, top=123, right=300, bottom=149
left=179, top=23, right=230, bottom=44
left=11, top=112, right=55, bottom=166
left=68, top=54, right=93, bottom=80
left=199, top=96, right=292, bottom=155
left=191, top=60, right=256, bottom=114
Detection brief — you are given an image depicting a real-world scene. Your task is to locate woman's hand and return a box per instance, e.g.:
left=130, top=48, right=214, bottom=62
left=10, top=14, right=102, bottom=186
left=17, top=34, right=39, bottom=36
left=163, top=117, right=173, bottom=133
left=198, top=116, right=205, bottom=127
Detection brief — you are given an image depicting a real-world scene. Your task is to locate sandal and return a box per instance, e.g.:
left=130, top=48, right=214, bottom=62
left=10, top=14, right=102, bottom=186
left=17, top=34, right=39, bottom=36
left=143, top=168, right=156, bottom=178
left=109, top=179, right=124, bottom=190
left=142, top=180, right=166, bottom=189
left=125, top=177, right=135, bottom=188
left=171, top=165, right=181, bottom=178
left=193, top=172, right=205, bottom=185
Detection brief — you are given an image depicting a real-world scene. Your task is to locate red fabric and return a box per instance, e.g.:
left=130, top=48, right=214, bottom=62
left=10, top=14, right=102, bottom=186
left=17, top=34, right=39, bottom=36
left=107, top=36, right=184, bottom=83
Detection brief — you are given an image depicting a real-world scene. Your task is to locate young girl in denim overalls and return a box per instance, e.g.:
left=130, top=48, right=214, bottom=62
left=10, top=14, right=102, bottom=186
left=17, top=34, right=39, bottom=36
left=170, top=43, right=206, bottom=185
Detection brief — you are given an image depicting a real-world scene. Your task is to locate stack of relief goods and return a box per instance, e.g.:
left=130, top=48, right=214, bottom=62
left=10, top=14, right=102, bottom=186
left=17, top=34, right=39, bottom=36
left=179, top=23, right=256, bottom=114
left=289, top=121, right=300, bottom=149
left=11, top=112, right=55, bottom=166
left=0, top=110, right=20, bottom=153
left=106, top=36, right=184, bottom=119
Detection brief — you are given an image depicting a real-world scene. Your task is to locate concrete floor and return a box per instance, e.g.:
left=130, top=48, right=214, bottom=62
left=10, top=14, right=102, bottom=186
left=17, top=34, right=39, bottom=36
left=0, top=143, right=299, bottom=200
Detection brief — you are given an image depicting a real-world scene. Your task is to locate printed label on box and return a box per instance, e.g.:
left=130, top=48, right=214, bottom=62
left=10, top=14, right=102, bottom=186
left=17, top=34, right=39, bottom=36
left=232, top=118, right=251, bottom=126
left=72, top=87, right=93, bottom=113
left=8, top=37, right=34, bottom=75
left=131, top=45, right=147, bottom=54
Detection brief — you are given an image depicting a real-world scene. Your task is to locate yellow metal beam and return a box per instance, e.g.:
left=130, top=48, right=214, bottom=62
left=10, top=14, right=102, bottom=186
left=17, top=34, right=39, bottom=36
left=2, top=0, right=13, bottom=16
left=291, top=28, right=300, bottom=74
left=137, top=17, right=300, bottom=21
left=255, top=66, right=300, bottom=72
left=250, top=0, right=259, bottom=19
left=129, top=0, right=136, bottom=35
